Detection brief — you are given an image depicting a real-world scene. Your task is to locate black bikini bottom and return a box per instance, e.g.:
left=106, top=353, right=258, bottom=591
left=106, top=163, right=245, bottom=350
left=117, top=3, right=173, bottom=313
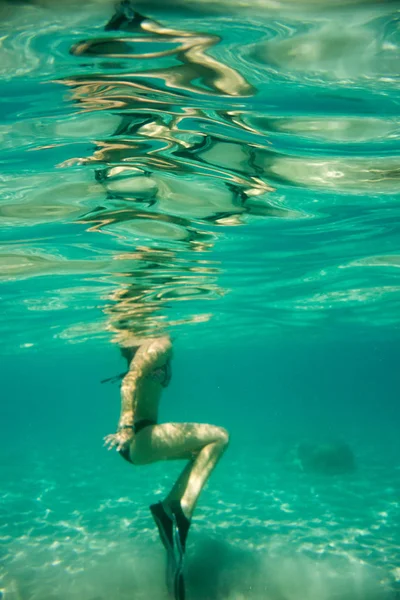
left=134, top=419, right=157, bottom=434
left=118, top=419, right=157, bottom=464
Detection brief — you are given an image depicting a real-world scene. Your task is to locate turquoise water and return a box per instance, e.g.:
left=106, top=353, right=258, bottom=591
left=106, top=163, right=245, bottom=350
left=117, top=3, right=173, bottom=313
left=1, top=1, right=400, bottom=598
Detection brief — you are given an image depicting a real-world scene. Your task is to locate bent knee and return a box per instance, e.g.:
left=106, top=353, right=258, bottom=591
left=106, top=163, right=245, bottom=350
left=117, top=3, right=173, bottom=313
left=217, top=427, right=230, bottom=447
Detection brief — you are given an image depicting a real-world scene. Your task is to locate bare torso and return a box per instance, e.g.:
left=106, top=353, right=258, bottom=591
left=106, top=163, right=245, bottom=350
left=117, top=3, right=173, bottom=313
left=134, top=376, right=165, bottom=423
left=119, top=336, right=173, bottom=427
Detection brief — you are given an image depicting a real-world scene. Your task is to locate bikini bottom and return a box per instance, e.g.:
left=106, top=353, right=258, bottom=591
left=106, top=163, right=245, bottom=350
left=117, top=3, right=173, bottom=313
left=118, top=419, right=157, bottom=464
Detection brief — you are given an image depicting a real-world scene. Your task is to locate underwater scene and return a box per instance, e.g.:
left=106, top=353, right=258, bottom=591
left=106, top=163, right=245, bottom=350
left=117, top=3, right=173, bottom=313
left=0, top=0, right=399, bottom=599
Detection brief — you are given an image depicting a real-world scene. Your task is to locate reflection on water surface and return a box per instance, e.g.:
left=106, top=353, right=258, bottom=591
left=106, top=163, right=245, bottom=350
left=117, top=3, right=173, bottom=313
left=0, top=0, right=399, bottom=350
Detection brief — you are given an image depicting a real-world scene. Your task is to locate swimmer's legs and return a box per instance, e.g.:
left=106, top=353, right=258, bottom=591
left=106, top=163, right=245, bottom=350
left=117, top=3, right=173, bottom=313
left=130, top=422, right=229, bottom=516
left=164, top=433, right=229, bottom=519
left=129, top=423, right=228, bottom=599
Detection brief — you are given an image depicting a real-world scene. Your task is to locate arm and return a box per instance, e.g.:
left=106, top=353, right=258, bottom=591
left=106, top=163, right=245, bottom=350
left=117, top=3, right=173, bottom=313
left=104, top=335, right=172, bottom=451
left=117, top=336, right=172, bottom=429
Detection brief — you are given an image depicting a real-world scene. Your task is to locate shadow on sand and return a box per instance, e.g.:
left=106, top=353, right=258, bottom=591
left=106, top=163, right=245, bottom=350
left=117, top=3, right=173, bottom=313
left=186, top=536, right=397, bottom=600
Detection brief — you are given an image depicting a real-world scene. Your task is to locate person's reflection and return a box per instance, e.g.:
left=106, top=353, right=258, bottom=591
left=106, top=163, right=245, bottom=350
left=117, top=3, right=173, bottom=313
left=70, top=2, right=254, bottom=98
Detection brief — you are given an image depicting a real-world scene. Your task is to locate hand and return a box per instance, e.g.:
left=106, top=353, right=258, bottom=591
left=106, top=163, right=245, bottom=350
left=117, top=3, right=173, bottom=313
left=104, top=428, right=134, bottom=452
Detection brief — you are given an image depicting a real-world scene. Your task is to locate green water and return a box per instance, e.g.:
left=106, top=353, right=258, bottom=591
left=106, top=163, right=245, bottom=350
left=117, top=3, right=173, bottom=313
left=0, top=1, right=399, bottom=598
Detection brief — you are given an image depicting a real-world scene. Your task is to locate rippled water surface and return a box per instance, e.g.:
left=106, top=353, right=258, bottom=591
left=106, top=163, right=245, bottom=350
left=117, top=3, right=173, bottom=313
left=1, top=1, right=400, bottom=599
left=1, top=0, right=400, bottom=351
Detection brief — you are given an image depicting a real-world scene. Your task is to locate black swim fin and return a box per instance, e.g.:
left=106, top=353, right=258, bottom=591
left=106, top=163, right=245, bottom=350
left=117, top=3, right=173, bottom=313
left=170, top=501, right=191, bottom=600
left=170, top=500, right=191, bottom=555
left=174, top=564, right=185, bottom=600
left=150, top=501, right=191, bottom=600
left=105, top=1, right=145, bottom=32
left=150, top=502, right=177, bottom=596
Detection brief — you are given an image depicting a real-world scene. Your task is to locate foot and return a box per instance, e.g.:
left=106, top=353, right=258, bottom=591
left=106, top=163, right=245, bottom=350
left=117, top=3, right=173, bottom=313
left=104, top=1, right=144, bottom=32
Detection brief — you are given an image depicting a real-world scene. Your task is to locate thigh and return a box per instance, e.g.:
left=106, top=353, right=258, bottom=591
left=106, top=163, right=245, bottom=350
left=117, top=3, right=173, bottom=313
left=129, top=422, right=225, bottom=465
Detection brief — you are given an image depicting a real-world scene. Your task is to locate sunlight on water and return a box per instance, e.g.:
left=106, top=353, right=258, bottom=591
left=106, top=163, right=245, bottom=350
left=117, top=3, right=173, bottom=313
left=0, top=2, right=400, bottom=597
left=0, top=0, right=399, bottom=352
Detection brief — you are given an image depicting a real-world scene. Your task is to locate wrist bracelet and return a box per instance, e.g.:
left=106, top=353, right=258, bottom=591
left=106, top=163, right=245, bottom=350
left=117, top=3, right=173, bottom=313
left=119, top=424, right=134, bottom=430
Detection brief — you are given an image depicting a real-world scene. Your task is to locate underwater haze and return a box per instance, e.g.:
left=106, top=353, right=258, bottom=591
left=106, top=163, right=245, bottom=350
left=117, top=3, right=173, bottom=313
left=0, top=0, right=400, bottom=599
